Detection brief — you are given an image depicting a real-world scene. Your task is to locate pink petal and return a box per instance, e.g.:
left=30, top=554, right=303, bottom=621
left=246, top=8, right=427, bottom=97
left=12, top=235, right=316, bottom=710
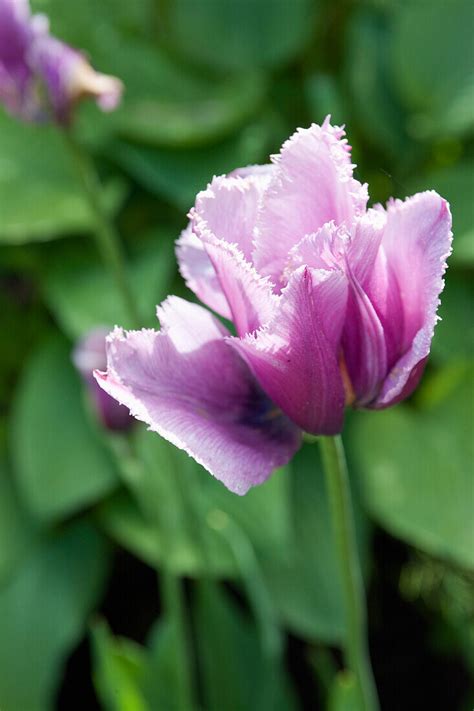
left=193, top=172, right=272, bottom=260
left=176, top=223, right=232, bottom=320
left=230, top=266, right=348, bottom=435
left=197, top=231, right=277, bottom=336
left=284, top=209, right=385, bottom=285
left=94, top=297, right=301, bottom=494
left=369, top=191, right=452, bottom=407
left=253, top=117, right=368, bottom=287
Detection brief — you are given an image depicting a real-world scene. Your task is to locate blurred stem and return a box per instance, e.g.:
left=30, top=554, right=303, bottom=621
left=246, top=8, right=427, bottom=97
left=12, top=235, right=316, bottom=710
left=160, top=569, right=195, bottom=711
left=62, top=129, right=140, bottom=326
left=318, top=435, right=379, bottom=711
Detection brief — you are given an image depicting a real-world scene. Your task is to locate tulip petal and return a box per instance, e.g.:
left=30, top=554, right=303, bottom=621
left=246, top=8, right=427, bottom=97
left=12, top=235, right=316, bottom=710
left=230, top=266, right=348, bottom=435
left=193, top=172, right=272, bottom=260
left=95, top=297, right=301, bottom=494
left=198, top=234, right=277, bottom=336
left=253, top=117, right=368, bottom=286
left=369, top=191, right=452, bottom=407
left=176, top=224, right=232, bottom=320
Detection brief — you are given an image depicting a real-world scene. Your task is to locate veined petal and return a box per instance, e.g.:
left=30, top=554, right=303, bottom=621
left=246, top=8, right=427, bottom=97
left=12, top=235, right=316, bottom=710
left=176, top=223, right=232, bottom=320
left=95, top=297, right=301, bottom=494
left=230, top=266, right=348, bottom=435
left=369, top=191, right=452, bottom=407
left=284, top=209, right=385, bottom=285
left=253, top=117, right=368, bottom=286
left=341, top=272, right=388, bottom=406
left=198, top=230, right=277, bottom=336
left=193, top=172, right=272, bottom=260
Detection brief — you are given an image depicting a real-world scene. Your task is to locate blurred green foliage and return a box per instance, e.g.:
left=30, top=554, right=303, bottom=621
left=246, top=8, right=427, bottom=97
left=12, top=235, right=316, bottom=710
left=0, top=0, right=473, bottom=709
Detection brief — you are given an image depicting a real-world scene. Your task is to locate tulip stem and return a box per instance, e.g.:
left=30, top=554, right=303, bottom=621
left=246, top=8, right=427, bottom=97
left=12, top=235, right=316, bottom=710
left=62, top=129, right=140, bottom=327
left=318, top=435, right=379, bottom=711
left=160, top=569, right=195, bottom=711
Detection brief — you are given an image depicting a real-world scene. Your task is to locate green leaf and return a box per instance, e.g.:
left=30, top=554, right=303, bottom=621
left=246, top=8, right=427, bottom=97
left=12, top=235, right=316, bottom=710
left=407, top=161, right=474, bottom=267
left=194, top=581, right=298, bottom=711
left=350, top=363, right=474, bottom=569
left=92, top=620, right=149, bottom=711
left=10, top=337, right=119, bottom=522
left=42, top=232, right=176, bottom=337
left=391, top=0, right=474, bottom=138
left=161, top=0, right=317, bottom=72
left=329, top=671, right=361, bottom=711
left=344, top=9, right=408, bottom=158
left=111, top=115, right=277, bottom=209
left=0, top=459, right=38, bottom=587
left=431, top=274, right=474, bottom=364
left=0, top=521, right=110, bottom=711
left=262, top=444, right=369, bottom=643
left=0, top=112, right=126, bottom=244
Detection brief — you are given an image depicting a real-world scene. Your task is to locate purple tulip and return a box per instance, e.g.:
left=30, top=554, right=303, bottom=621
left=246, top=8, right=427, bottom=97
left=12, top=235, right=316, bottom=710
left=94, top=118, right=452, bottom=494
left=0, top=0, right=122, bottom=123
left=73, top=328, right=133, bottom=432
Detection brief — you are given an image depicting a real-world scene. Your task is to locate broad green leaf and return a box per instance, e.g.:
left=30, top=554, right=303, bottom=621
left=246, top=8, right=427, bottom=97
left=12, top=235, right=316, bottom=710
left=0, top=459, right=38, bottom=587
left=111, top=115, right=277, bottom=209
left=350, top=364, right=474, bottom=569
left=0, top=521, right=110, bottom=711
left=391, top=0, right=474, bottom=138
left=431, top=274, right=474, bottom=364
left=92, top=616, right=193, bottom=711
left=113, top=427, right=235, bottom=577
left=344, top=9, right=408, bottom=159
left=10, top=337, right=119, bottom=522
left=161, top=0, right=317, bottom=72
left=34, top=1, right=267, bottom=148
left=92, top=620, right=149, bottom=711
left=0, top=112, right=126, bottom=244
left=42, top=231, right=176, bottom=336
left=194, top=581, right=298, bottom=711
left=407, top=161, right=474, bottom=267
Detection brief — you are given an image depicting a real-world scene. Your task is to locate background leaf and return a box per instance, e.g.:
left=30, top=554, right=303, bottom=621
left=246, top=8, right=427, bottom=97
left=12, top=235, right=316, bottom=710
left=0, top=521, right=110, bottom=711
left=10, top=337, right=119, bottom=522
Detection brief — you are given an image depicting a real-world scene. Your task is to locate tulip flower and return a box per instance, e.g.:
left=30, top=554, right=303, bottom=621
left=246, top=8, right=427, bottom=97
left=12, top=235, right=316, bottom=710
left=73, top=328, right=133, bottom=432
left=95, top=118, right=452, bottom=494
left=0, top=0, right=122, bottom=123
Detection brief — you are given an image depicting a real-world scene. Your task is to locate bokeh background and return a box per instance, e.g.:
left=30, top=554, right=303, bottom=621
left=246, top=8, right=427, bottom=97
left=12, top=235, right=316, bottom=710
left=0, top=0, right=473, bottom=709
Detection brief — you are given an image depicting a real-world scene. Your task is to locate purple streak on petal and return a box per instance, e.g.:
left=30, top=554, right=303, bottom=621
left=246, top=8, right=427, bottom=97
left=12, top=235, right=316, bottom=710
left=253, top=117, right=368, bottom=287
left=95, top=298, right=301, bottom=494
left=341, top=270, right=388, bottom=406
left=193, top=172, right=271, bottom=260
left=72, top=327, right=133, bottom=431
left=176, top=223, right=232, bottom=320
left=230, top=266, right=347, bottom=435
left=370, top=192, right=452, bottom=407
left=198, top=232, right=277, bottom=336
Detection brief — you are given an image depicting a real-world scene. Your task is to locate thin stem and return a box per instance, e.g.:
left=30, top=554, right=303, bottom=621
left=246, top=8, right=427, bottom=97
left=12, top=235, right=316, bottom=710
left=318, top=435, right=379, bottom=711
left=160, top=569, right=195, bottom=711
left=62, top=129, right=140, bottom=326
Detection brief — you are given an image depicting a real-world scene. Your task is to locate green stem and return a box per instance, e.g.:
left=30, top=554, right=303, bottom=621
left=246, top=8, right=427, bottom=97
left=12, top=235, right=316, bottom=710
left=62, top=129, right=140, bottom=326
left=160, top=569, right=195, bottom=711
left=318, top=435, right=379, bottom=711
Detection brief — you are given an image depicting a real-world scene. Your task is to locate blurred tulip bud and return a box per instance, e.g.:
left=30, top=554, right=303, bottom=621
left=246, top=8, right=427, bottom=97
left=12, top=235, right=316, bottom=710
left=73, top=328, right=133, bottom=432
left=0, top=0, right=122, bottom=124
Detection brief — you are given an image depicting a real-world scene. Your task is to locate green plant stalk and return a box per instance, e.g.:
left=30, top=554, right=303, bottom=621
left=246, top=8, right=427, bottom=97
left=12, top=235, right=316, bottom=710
left=160, top=568, right=195, bottom=711
left=318, top=435, right=379, bottom=711
left=62, top=129, right=140, bottom=326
